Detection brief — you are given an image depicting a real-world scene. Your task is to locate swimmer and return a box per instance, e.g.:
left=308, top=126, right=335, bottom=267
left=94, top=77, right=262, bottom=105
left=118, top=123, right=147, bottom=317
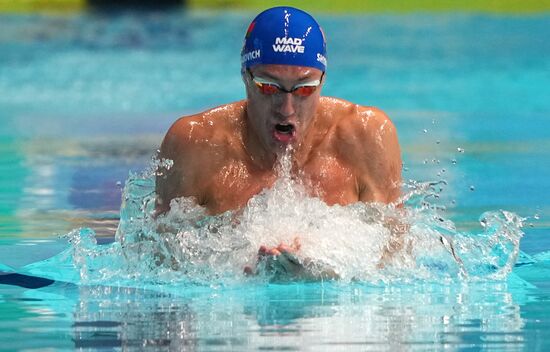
left=156, top=7, right=403, bottom=278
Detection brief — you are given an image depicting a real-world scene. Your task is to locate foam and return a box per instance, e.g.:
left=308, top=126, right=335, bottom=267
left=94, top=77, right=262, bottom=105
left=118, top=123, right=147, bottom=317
left=25, top=152, right=525, bottom=286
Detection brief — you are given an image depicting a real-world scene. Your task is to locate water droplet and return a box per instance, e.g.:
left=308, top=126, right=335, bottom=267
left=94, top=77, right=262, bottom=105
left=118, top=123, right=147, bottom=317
left=423, top=159, right=428, bottom=164
left=441, top=169, right=446, bottom=173
left=451, top=159, right=457, bottom=165
left=534, top=214, right=540, bottom=220
left=457, top=147, right=465, bottom=153
left=423, top=129, right=428, bottom=133
left=529, top=223, right=534, bottom=228
left=451, top=200, right=456, bottom=205
left=116, top=181, right=122, bottom=186
left=432, top=119, right=436, bottom=125
left=436, top=140, right=440, bottom=144
left=469, top=185, right=475, bottom=191
left=403, top=167, right=409, bottom=172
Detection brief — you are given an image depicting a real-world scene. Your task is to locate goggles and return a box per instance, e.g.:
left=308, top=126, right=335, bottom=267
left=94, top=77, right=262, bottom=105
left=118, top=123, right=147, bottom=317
left=248, top=69, right=324, bottom=97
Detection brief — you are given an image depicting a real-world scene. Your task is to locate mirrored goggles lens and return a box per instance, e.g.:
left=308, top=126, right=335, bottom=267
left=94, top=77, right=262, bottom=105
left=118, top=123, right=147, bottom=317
left=250, top=72, right=323, bottom=97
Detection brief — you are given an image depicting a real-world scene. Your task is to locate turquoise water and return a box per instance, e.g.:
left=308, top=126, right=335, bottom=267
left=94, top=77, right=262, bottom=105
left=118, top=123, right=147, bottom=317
left=1, top=9, right=550, bottom=351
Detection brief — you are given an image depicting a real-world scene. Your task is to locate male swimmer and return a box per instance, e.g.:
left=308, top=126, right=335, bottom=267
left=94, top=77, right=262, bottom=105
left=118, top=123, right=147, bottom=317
left=156, top=7, right=402, bottom=278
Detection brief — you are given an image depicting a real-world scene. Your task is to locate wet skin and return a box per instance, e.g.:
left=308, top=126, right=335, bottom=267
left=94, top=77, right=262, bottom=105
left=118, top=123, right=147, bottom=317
left=156, top=64, right=403, bottom=277
left=156, top=64, right=402, bottom=214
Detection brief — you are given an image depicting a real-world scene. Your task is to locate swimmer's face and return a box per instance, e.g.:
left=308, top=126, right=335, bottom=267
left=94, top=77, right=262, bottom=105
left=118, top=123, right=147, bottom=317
left=244, top=64, right=324, bottom=153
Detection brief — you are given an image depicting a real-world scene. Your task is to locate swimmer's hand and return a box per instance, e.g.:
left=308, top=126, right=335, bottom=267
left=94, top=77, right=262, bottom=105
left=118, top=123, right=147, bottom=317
left=244, top=238, right=338, bottom=281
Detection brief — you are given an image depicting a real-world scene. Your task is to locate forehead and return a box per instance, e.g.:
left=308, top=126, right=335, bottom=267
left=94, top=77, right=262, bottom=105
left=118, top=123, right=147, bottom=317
left=251, top=64, right=323, bottom=81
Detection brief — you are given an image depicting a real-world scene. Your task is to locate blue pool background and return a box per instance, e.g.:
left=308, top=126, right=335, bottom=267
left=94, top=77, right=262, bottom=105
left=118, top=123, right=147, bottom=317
left=1, top=9, right=550, bottom=351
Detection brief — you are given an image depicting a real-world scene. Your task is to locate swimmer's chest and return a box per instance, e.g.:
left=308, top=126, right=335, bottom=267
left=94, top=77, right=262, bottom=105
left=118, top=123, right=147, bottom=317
left=203, top=155, right=359, bottom=213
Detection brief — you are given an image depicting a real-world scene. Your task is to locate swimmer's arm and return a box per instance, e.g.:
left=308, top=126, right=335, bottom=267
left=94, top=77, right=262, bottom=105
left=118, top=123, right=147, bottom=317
left=348, top=107, right=407, bottom=264
left=155, top=117, right=206, bottom=216
left=354, top=107, right=402, bottom=205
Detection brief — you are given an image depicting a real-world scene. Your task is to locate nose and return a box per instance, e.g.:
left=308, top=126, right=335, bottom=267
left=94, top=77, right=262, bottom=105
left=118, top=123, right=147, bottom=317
left=276, top=92, right=295, bottom=118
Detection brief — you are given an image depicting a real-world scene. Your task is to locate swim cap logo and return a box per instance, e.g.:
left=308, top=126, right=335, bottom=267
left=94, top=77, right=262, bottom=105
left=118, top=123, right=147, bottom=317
left=272, top=37, right=305, bottom=54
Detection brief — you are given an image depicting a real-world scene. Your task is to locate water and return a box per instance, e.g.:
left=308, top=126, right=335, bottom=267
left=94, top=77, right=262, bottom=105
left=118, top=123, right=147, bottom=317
left=1, top=9, right=550, bottom=351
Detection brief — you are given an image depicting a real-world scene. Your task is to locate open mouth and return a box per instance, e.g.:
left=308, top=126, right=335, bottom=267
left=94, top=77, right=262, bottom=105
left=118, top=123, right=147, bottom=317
left=275, top=123, right=295, bottom=135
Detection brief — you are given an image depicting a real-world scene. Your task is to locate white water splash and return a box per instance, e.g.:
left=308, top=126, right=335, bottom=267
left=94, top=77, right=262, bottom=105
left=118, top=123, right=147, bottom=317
left=40, top=153, right=525, bottom=286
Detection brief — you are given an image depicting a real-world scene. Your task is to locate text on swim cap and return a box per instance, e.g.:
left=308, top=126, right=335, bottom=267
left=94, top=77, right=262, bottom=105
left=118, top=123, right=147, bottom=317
left=272, top=37, right=305, bottom=54
left=316, top=53, right=327, bottom=67
left=241, top=49, right=261, bottom=63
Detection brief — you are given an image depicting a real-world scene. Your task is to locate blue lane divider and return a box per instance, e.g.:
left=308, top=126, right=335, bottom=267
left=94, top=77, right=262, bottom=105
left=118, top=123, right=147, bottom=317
left=0, top=272, right=55, bottom=289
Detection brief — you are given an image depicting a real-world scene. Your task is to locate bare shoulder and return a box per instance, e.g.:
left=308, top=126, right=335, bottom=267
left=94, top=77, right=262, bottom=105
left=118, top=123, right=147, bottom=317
left=320, top=97, right=402, bottom=203
left=159, top=100, right=246, bottom=161
left=319, top=97, right=397, bottom=144
left=155, top=101, right=246, bottom=213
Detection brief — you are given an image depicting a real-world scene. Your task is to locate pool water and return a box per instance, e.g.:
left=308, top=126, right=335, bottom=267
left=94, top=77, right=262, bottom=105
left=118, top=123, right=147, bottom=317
left=1, top=9, right=550, bottom=351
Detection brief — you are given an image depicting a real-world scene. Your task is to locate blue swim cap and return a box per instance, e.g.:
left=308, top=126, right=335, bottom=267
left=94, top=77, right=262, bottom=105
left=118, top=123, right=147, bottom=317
left=241, top=7, right=327, bottom=72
